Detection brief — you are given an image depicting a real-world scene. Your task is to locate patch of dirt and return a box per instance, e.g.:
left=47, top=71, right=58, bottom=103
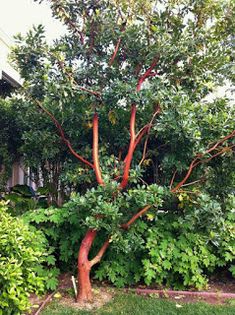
left=60, top=287, right=114, bottom=311
left=208, top=272, right=235, bottom=293
left=29, top=274, right=114, bottom=314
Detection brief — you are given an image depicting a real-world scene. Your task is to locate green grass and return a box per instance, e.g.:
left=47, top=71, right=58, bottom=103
left=42, top=293, right=235, bottom=315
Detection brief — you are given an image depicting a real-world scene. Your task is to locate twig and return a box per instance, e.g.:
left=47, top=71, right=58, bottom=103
left=34, top=292, right=55, bottom=315
left=121, top=205, right=151, bottom=229
left=139, top=105, right=161, bottom=165
left=171, top=131, right=235, bottom=192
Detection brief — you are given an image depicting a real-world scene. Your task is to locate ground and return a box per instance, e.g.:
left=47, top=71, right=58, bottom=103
left=29, top=273, right=235, bottom=314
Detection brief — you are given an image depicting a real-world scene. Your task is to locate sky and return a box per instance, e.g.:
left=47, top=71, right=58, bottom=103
left=0, top=0, right=65, bottom=42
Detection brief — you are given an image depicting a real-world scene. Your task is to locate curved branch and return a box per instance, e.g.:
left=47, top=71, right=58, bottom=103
left=119, top=104, right=136, bottom=189
left=121, top=205, right=151, bottom=230
left=93, top=113, right=104, bottom=185
left=171, top=131, right=235, bottom=192
left=139, top=105, right=161, bottom=165
left=50, top=0, right=84, bottom=44
left=90, top=238, right=110, bottom=267
left=51, top=53, right=101, bottom=99
left=136, top=57, right=159, bottom=92
left=90, top=205, right=152, bottom=267
left=34, top=98, right=94, bottom=169
left=169, top=169, right=177, bottom=190
left=109, top=22, right=126, bottom=66
left=109, top=37, right=122, bottom=66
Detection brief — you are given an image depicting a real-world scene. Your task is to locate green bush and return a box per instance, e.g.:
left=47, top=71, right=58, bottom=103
left=22, top=183, right=164, bottom=271
left=0, top=201, right=58, bottom=315
left=23, top=191, right=235, bottom=291
left=96, top=194, right=235, bottom=290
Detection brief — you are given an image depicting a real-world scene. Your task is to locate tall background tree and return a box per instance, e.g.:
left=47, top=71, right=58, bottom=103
left=5, top=0, right=235, bottom=302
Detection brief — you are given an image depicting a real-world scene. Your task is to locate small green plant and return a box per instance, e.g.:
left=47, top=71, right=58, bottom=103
left=0, top=201, right=58, bottom=315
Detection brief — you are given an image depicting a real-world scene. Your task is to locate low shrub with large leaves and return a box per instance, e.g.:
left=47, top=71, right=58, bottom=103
left=0, top=201, right=58, bottom=315
left=23, top=183, right=164, bottom=270
left=95, top=194, right=235, bottom=289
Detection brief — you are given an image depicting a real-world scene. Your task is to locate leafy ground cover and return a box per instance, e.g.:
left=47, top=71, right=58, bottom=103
left=41, top=292, right=235, bottom=315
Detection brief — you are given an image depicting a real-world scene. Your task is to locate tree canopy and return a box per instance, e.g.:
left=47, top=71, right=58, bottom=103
left=1, top=0, right=234, bottom=302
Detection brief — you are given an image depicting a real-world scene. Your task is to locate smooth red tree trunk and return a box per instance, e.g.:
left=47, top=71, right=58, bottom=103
left=77, top=229, right=97, bottom=302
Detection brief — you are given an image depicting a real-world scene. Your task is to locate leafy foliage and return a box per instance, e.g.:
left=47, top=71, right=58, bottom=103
left=95, top=194, right=235, bottom=289
left=0, top=201, right=58, bottom=314
left=23, top=183, right=164, bottom=268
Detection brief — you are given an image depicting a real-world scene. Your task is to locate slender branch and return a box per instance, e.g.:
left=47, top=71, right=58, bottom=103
left=171, top=158, right=200, bottom=193
left=109, top=22, right=126, bottom=66
left=205, top=131, right=235, bottom=154
left=33, top=98, right=94, bottom=169
left=90, top=238, right=110, bottom=267
left=90, top=205, right=153, bottom=267
left=51, top=53, right=101, bottom=99
left=181, top=177, right=206, bottom=187
left=139, top=105, right=161, bottom=165
left=193, top=144, right=235, bottom=168
left=169, top=169, right=177, bottom=190
left=119, top=104, right=136, bottom=189
left=109, top=37, right=122, bottom=66
left=171, top=131, right=235, bottom=192
left=77, top=86, right=101, bottom=98
left=50, top=1, right=84, bottom=44
left=136, top=57, right=159, bottom=92
left=93, top=113, right=104, bottom=185
left=121, top=205, right=151, bottom=230
left=35, top=292, right=55, bottom=315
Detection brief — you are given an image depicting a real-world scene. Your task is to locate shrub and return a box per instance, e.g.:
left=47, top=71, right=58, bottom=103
left=23, top=192, right=235, bottom=291
left=96, top=194, right=235, bottom=290
left=0, top=201, right=58, bottom=315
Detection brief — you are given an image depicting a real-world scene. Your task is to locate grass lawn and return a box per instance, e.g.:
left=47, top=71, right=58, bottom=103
left=41, top=293, right=235, bottom=315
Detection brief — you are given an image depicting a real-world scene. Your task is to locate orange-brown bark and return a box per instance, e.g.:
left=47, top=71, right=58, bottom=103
left=171, top=130, right=235, bottom=192
left=93, top=113, right=104, bottom=185
left=34, top=99, right=94, bottom=169
left=77, top=229, right=97, bottom=302
left=122, top=205, right=151, bottom=230
left=119, top=104, right=137, bottom=189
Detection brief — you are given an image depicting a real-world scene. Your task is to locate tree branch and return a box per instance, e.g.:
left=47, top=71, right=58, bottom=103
left=121, top=205, right=151, bottom=230
left=93, top=112, right=104, bottom=185
left=171, top=131, right=235, bottom=192
left=89, top=238, right=110, bottom=267
left=181, top=177, right=206, bottom=187
left=139, top=105, right=161, bottom=165
left=119, top=104, right=136, bottom=189
left=33, top=98, right=94, bottom=169
left=136, top=57, right=159, bottom=92
left=90, top=205, right=153, bottom=267
left=109, top=37, right=122, bottom=66
left=169, top=169, right=177, bottom=190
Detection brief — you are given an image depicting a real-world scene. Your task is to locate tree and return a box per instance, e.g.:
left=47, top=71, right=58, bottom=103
left=11, top=0, right=235, bottom=302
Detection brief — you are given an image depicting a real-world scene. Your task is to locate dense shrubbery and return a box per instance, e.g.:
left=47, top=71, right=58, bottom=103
left=24, top=191, right=235, bottom=290
left=23, top=183, right=164, bottom=268
left=0, top=201, right=58, bottom=315
left=94, top=195, right=235, bottom=289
